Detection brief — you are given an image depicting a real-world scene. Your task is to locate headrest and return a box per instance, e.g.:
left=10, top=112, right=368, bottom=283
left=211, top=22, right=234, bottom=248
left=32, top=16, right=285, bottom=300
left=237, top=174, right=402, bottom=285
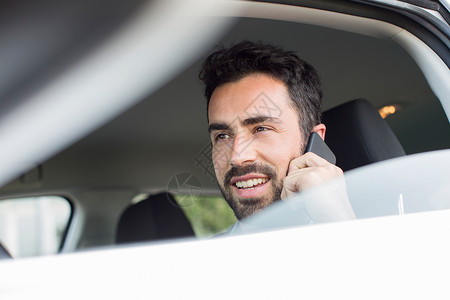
left=322, top=99, right=405, bottom=172
left=116, top=192, right=195, bottom=244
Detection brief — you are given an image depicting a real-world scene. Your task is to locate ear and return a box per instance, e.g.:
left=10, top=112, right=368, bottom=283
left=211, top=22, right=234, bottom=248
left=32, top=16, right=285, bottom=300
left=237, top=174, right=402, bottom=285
left=312, top=123, right=326, bottom=140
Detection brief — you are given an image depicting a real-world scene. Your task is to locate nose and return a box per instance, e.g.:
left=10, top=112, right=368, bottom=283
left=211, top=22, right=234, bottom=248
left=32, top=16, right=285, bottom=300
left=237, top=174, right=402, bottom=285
left=229, top=133, right=257, bottom=166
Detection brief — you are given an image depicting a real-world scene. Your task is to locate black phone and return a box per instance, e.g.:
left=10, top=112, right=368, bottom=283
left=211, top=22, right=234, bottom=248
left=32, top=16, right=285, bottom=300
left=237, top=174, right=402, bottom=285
left=304, top=132, right=336, bottom=164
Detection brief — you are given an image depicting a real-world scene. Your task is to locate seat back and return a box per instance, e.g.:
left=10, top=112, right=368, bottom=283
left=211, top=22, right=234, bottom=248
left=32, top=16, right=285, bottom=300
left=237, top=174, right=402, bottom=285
left=322, top=99, right=405, bottom=172
left=116, top=192, right=195, bottom=244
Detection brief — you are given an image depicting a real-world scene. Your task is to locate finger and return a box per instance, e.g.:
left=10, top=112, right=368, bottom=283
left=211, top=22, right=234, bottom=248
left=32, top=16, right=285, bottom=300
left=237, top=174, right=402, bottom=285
left=288, top=152, right=331, bottom=174
left=282, top=164, right=344, bottom=199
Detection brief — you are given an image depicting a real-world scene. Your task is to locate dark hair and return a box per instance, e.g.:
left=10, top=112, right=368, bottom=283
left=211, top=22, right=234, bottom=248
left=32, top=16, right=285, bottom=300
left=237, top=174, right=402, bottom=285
left=199, top=40, right=323, bottom=141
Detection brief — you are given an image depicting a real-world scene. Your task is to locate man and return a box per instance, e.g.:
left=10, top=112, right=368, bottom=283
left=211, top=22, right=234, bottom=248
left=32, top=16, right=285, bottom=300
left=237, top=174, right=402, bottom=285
left=199, top=40, right=354, bottom=222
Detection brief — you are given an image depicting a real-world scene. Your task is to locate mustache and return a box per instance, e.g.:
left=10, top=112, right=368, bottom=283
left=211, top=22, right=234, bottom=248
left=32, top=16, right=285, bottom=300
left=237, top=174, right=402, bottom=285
left=224, top=163, right=277, bottom=186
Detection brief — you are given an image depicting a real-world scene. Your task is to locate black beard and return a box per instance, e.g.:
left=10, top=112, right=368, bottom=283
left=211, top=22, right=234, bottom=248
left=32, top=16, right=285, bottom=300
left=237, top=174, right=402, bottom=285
left=219, top=163, right=282, bottom=220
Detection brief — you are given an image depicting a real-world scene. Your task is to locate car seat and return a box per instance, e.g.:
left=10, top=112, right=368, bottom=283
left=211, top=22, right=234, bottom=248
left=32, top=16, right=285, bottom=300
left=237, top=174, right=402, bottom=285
left=322, top=98, right=406, bottom=172
left=116, top=192, right=195, bottom=244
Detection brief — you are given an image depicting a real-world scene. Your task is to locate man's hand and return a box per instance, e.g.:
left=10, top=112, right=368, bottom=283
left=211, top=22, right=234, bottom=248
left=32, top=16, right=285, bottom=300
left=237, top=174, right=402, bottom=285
left=281, top=152, right=356, bottom=222
left=281, top=152, right=342, bottom=199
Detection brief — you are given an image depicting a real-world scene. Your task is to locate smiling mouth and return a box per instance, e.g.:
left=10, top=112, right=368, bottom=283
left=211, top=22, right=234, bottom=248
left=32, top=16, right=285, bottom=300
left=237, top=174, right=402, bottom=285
left=234, top=178, right=268, bottom=189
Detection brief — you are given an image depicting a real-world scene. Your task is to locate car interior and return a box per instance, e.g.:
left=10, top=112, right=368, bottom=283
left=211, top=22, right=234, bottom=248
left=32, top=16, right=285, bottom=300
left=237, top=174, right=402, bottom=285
left=0, top=0, right=449, bottom=259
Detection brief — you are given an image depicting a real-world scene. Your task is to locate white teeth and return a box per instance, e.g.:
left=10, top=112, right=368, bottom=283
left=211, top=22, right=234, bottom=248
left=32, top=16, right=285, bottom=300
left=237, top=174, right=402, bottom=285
left=235, top=178, right=268, bottom=189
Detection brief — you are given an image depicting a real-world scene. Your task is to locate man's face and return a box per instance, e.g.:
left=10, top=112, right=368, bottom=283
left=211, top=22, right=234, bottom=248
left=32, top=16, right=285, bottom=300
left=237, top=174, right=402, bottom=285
left=208, top=74, right=305, bottom=219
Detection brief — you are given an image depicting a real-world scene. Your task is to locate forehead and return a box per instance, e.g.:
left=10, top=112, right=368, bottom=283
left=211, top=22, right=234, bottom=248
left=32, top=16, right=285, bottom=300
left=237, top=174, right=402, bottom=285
left=208, top=74, right=296, bottom=123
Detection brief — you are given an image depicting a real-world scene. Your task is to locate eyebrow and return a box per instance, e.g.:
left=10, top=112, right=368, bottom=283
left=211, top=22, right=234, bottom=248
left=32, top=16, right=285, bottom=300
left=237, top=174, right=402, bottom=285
left=208, top=115, right=281, bottom=133
left=208, top=123, right=229, bottom=133
left=242, top=116, right=281, bottom=126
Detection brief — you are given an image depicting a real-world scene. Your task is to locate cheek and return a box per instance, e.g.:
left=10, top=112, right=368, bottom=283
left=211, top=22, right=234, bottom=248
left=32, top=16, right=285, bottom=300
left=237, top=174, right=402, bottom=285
left=212, top=148, right=229, bottom=177
left=257, top=139, right=300, bottom=175
left=274, top=155, right=293, bottom=178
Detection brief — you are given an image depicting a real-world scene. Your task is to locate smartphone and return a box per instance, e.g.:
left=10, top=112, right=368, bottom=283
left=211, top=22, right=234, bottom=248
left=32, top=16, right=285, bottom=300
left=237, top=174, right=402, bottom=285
left=304, top=132, right=336, bottom=164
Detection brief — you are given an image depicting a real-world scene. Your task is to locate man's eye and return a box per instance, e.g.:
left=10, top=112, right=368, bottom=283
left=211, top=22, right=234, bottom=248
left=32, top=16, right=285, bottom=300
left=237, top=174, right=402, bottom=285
left=215, top=133, right=230, bottom=141
left=255, top=126, right=269, bottom=132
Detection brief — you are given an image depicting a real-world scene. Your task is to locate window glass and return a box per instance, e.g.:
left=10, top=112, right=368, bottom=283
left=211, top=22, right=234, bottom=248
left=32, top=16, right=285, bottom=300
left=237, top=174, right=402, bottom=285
left=174, top=194, right=236, bottom=237
left=0, top=196, right=72, bottom=258
left=235, top=150, right=450, bottom=234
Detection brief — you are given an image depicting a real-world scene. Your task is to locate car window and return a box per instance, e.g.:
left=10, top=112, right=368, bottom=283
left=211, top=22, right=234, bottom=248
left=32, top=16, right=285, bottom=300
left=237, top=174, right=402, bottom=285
left=173, top=194, right=236, bottom=237
left=0, top=0, right=448, bottom=259
left=235, top=149, right=450, bottom=234
left=0, top=196, right=72, bottom=258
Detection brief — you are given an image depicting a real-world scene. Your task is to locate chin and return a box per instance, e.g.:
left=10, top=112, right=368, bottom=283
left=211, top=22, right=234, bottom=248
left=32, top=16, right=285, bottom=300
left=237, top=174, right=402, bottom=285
left=219, top=177, right=283, bottom=220
left=231, top=194, right=279, bottom=220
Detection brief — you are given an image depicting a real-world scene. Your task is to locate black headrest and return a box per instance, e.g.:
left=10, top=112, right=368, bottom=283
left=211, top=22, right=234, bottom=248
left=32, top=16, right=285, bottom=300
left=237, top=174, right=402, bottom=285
left=116, top=192, right=195, bottom=244
left=322, top=99, right=405, bottom=172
